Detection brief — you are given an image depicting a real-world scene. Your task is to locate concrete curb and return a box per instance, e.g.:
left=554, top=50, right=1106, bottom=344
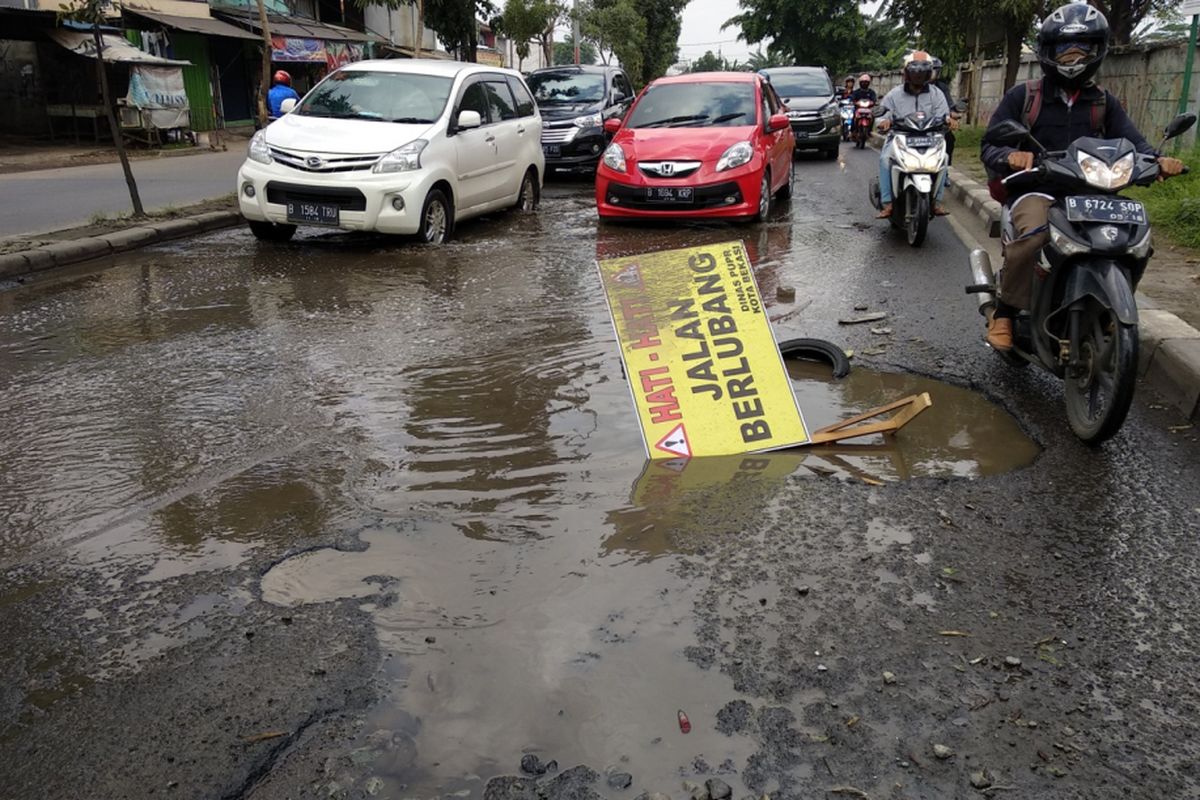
left=0, top=210, right=241, bottom=282
left=944, top=165, right=1200, bottom=421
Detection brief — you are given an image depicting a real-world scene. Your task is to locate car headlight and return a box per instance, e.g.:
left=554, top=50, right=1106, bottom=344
left=248, top=130, right=272, bottom=165
left=573, top=113, right=603, bottom=128
left=602, top=142, right=626, bottom=173
left=1077, top=151, right=1134, bottom=190
left=1049, top=224, right=1089, bottom=257
left=373, top=139, right=428, bottom=174
left=820, top=103, right=838, bottom=119
left=716, top=141, right=754, bottom=172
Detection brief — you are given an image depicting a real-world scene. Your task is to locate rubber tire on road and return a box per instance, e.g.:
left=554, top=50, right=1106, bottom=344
left=515, top=168, right=539, bottom=211
left=248, top=220, right=296, bottom=242
left=824, top=147, right=839, bottom=160
left=1064, top=316, right=1138, bottom=444
left=753, top=170, right=772, bottom=222
left=777, top=337, right=851, bottom=379
left=776, top=159, right=794, bottom=200
left=419, top=188, right=453, bottom=244
left=906, top=189, right=929, bottom=247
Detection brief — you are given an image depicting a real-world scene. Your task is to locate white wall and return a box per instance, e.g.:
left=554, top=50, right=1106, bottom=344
left=363, top=4, right=438, bottom=52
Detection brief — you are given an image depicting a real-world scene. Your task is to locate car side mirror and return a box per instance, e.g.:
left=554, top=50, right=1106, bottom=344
left=280, top=98, right=297, bottom=114
left=603, top=117, right=622, bottom=135
left=767, top=112, right=790, bottom=133
left=1164, top=111, right=1197, bottom=140
left=457, top=110, right=482, bottom=130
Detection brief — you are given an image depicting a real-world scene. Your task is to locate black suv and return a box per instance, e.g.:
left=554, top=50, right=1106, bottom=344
left=759, top=67, right=839, bottom=159
left=526, top=64, right=635, bottom=176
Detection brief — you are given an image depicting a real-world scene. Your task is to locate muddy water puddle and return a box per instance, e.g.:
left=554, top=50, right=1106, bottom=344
left=1, top=185, right=1039, bottom=794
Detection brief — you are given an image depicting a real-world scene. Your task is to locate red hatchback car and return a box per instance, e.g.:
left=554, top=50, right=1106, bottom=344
left=595, top=72, right=795, bottom=221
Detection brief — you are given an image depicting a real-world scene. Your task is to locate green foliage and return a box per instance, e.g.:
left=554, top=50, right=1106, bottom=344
left=424, top=0, right=496, bottom=60
left=1128, top=148, right=1200, bottom=250
left=553, top=35, right=597, bottom=65
left=689, top=50, right=740, bottom=72
left=492, top=0, right=561, bottom=62
left=746, top=47, right=786, bottom=71
left=579, top=0, right=647, bottom=79
left=724, top=0, right=866, bottom=75
left=855, top=14, right=913, bottom=73
left=577, top=0, right=685, bottom=84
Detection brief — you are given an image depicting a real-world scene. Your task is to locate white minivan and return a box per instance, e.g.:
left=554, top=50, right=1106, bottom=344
left=237, top=60, right=544, bottom=243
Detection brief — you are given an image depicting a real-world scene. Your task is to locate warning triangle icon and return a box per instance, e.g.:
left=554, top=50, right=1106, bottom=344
left=654, top=424, right=692, bottom=458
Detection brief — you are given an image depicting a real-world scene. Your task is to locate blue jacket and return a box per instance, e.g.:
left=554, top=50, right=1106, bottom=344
left=268, top=84, right=301, bottom=117
left=981, top=79, right=1154, bottom=177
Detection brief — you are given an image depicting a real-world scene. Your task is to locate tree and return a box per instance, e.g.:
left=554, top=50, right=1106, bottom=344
left=56, top=0, right=144, bottom=218
left=724, top=0, right=867, bottom=76
left=888, top=0, right=1045, bottom=91
left=636, top=0, right=689, bottom=84
left=689, top=50, right=727, bottom=72
left=424, top=0, right=495, bottom=61
left=855, top=14, right=912, bottom=73
left=746, top=46, right=786, bottom=71
left=492, top=0, right=562, bottom=64
left=1091, top=0, right=1182, bottom=45
left=553, top=35, right=598, bottom=64
left=579, top=0, right=647, bottom=78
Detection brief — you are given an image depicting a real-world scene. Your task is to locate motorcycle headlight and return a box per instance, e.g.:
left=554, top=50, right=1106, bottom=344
left=1077, top=151, right=1134, bottom=190
left=373, top=139, right=428, bottom=174
left=602, top=142, right=626, bottom=173
left=716, top=141, right=754, bottom=172
left=1128, top=229, right=1152, bottom=259
left=573, top=113, right=603, bottom=128
left=1049, top=224, right=1089, bottom=257
left=248, top=130, right=272, bottom=165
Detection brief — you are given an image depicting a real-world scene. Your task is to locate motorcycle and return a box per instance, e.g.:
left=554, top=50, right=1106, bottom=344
left=839, top=99, right=854, bottom=142
left=965, top=111, right=1196, bottom=444
left=868, top=106, right=957, bottom=247
left=852, top=99, right=874, bottom=149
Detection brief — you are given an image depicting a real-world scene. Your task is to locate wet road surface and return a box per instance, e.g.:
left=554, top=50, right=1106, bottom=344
left=2, top=147, right=1199, bottom=800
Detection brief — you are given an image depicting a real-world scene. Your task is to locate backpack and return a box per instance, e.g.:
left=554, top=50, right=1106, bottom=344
left=987, top=78, right=1109, bottom=202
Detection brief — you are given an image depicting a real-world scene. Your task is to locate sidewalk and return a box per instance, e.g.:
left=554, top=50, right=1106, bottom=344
left=944, top=165, right=1200, bottom=421
left=0, top=148, right=247, bottom=238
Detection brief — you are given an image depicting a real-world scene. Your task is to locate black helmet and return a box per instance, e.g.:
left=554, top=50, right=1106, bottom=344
left=1037, top=3, right=1109, bottom=89
left=903, top=51, right=934, bottom=90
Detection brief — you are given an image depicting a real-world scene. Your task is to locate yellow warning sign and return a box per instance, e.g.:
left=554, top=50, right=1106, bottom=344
left=597, top=240, right=809, bottom=459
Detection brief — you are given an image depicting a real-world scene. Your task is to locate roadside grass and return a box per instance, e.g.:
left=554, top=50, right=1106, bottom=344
left=1126, top=147, right=1200, bottom=250
left=953, top=125, right=1200, bottom=252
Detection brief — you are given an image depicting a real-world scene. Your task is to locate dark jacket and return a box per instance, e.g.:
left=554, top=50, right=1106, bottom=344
left=981, top=79, right=1155, bottom=177
left=849, top=88, right=877, bottom=104
left=933, top=79, right=953, bottom=108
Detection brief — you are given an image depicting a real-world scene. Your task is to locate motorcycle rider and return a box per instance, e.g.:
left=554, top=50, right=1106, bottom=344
left=849, top=73, right=876, bottom=104
left=838, top=76, right=855, bottom=100
left=267, top=70, right=300, bottom=119
left=875, top=51, right=953, bottom=219
left=930, top=57, right=957, bottom=165
left=980, top=4, right=1184, bottom=350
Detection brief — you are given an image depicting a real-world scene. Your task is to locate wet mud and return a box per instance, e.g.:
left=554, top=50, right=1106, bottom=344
left=2, top=165, right=1199, bottom=800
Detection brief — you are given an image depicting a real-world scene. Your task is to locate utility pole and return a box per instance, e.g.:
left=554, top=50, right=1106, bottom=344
left=255, top=0, right=271, bottom=127
left=572, top=0, right=580, bottom=64
left=415, top=0, right=423, bottom=57
left=1179, top=2, right=1199, bottom=117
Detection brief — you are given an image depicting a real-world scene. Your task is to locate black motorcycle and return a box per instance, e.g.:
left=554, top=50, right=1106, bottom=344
left=966, top=111, right=1195, bottom=444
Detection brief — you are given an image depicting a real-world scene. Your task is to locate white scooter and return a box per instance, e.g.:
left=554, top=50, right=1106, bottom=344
left=868, top=105, right=960, bottom=247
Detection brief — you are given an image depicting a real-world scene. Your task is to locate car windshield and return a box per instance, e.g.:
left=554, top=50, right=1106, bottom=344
left=768, top=73, right=831, bottom=97
left=297, top=71, right=453, bottom=123
left=526, top=71, right=606, bottom=104
left=625, top=82, right=757, bottom=128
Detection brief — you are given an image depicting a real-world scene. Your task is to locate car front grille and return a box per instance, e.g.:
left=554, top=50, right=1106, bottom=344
left=790, top=118, right=826, bottom=134
left=265, top=182, right=367, bottom=212
left=604, top=181, right=743, bottom=211
left=541, top=125, right=578, bottom=144
left=269, top=146, right=382, bottom=173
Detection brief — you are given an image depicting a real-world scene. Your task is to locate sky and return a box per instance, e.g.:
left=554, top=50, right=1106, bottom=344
left=677, top=0, right=886, bottom=66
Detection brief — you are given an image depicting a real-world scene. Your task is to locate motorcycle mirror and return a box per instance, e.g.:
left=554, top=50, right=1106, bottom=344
left=953, top=99, right=968, bottom=113
left=872, top=105, right=887, bottom=118
left=1164, top=111, right=1197, bottom=140
left=985, top=119, right=1031, bottom=147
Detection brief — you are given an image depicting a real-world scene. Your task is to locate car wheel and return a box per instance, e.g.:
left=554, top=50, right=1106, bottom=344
left=419, top=188, right=452, bottom=244
left=776, top=159, right=794, bottom=200
left=753, top=170, right=772, bottom=222
left=515, top=168, right=539, bottom=212
left=248, top=220, right=296, bottom=242
left=824, top=147, right=839, bottom=160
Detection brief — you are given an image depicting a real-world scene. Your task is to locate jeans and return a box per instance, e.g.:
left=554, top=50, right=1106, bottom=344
left=879, top=138, right=947, bottom=205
